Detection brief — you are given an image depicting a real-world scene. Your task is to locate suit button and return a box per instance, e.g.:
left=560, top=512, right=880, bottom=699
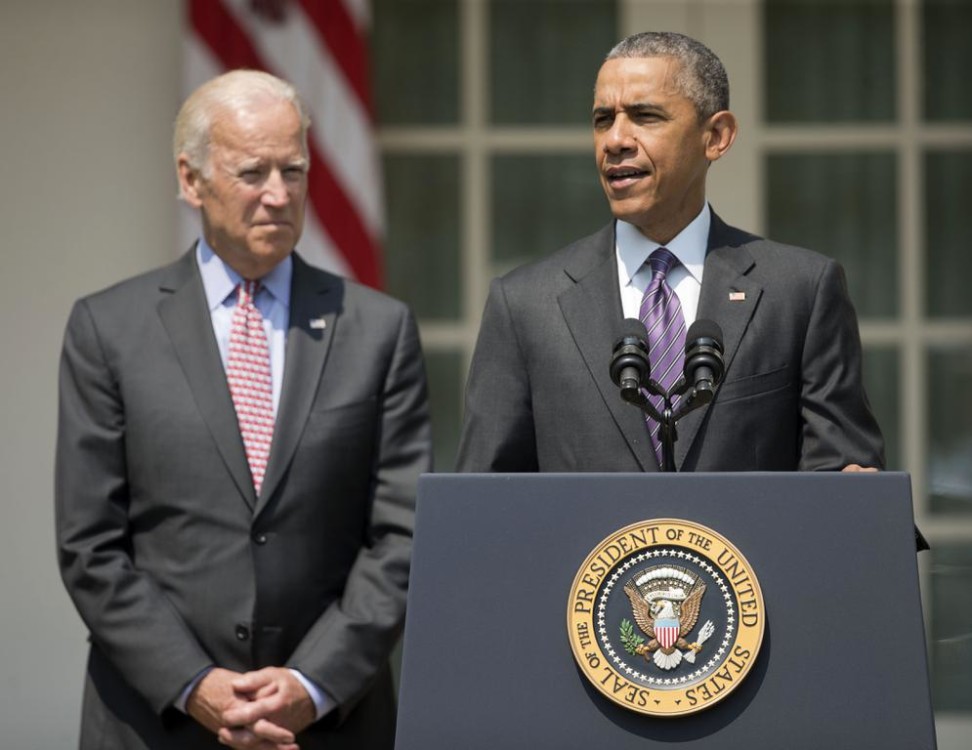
left=254, top=533, right=268, bottom=545
left=235, top=624, right=250, bottom=641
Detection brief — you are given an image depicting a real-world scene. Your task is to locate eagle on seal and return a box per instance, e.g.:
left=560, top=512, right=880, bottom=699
left=623, top=567, right=712, bottom=670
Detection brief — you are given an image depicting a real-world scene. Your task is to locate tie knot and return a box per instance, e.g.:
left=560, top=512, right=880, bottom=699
left=238, top=280, right=261, bottom=305
left=648, top=247, right=678, bottom=277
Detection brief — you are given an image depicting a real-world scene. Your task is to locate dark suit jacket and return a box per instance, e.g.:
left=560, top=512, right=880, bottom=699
left=456, top=212, right=883, bottom=473
left=55, top=250, right=431, bottom=749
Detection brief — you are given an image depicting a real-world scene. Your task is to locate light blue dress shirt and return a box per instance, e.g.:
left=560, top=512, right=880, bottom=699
left=196, top=238, right=291, bottom=414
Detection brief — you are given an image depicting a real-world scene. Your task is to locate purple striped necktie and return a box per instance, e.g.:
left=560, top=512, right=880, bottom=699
left=639, top=248, right=687, bottom=468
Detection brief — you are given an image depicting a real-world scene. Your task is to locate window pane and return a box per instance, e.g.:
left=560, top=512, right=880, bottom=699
left=383, top=154, right=461, bottom=320
left=925, top=150, right=972, bottom=318
left=923, top=0, right=972, bottom=121
left=764, top=0, right=895, bottom=122
left=928, top=348, right=972, bottom=514
left=490, top=0, right=617, bottom=125
left=766, top=152, right=898, bottom=318
left=425, top=349, right=463, bottom=472
left=491, top=154, right=611, bottom=271
left=373, top=0, right=459, bottom=124
left=931, top=544, right=972, bottom=710
left=863, top=347, right=900, bottom=470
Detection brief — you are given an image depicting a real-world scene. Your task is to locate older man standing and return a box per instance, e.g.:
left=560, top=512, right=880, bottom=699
left=56, top=70, right=431, bottom=749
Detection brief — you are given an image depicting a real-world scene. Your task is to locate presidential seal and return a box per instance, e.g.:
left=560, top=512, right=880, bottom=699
left=567, top=519, right=764, bottom=717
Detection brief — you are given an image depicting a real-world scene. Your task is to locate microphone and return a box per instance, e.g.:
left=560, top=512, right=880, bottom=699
left=609, top=318, right=650, bottom=401
left=683, top=319, right=725, bottom=405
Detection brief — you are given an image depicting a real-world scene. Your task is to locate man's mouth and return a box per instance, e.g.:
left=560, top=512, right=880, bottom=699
left=606, top=167, right=649, bottom=187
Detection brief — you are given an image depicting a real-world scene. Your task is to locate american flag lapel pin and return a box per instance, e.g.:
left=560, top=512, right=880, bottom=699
left=729, top=291, right=746, bottom=302
left=309, top=317, right=327, bottom=330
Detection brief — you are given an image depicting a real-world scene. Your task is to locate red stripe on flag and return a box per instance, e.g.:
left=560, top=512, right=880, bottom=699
left=189, top=0, right=264, bottom=70
left=187, top=0, right=383, bottom=288
left=307, top=140, right=383, bottom=287
left=297, top=0, right=374, bottom=116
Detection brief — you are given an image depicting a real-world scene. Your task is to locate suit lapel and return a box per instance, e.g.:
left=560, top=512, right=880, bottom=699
left=558, top=224, right=654, bottom=472
left=675, top=213, right=763, bottom=467
left=255, top=255, right=340, bottom=516
left=157, top=250, right=256, bottom=509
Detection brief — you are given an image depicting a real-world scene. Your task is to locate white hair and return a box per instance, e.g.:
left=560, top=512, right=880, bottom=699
left=173, top=69, right=311, bottom=183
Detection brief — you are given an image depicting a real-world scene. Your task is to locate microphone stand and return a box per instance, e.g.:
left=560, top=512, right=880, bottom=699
left=618, top=378, right=713, bottom=473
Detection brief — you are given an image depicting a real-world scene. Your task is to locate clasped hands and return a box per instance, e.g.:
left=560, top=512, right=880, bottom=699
left=187, top=666, right=316, bottom=750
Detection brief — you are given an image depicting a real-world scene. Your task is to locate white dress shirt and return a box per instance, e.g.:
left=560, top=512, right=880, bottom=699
left=615, top=203, right=711, bottom=325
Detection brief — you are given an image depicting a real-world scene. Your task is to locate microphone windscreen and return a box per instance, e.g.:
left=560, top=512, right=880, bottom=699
left=617, top=317, right=648, bottom=342
left=686, top=319, right=724, bottom=348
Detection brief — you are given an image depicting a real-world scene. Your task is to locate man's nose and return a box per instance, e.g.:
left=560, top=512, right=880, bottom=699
left=604, top=117, right=636, bottom=153
left=262, top=171, right=290, bottom=206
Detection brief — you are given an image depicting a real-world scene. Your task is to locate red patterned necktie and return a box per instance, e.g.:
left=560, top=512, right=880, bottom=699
left=639, top=248, right=687, bottom=468
left=226, top=280, right=275, bottom=494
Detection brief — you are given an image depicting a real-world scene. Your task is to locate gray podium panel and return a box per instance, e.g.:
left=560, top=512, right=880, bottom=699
left=395, top=473, right=935, bottom=749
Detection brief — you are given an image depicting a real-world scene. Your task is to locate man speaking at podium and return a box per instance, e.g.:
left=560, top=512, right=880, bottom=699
left=457, top=31, right=881, bottom=476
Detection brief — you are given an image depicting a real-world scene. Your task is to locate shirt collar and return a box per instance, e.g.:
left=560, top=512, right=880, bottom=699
left=616, top=203, right=711, bottom=285
left=195, top=237, right=293, bottom=311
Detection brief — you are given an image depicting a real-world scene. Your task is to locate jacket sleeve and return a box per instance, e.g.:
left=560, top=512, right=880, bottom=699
left=455, top=278, right=539, bottom=473
left=55, top=300, right=214, bottom=714
left=797, top=259, right=885, bottom=471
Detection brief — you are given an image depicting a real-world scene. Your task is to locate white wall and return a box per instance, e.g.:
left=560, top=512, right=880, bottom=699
left=0, top=2, right=183, bottom=745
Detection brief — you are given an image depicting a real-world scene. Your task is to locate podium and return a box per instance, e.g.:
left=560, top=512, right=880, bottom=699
left=395, top=473, right=936, bottom=749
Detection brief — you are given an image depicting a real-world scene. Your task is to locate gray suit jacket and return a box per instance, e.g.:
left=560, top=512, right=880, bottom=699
left=457, top=212, right=883, bottom=473
left=56, top=250, right=431, bottom=749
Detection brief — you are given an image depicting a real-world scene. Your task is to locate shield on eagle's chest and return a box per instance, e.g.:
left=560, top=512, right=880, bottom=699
left=655, top=617, right=680, bottom=649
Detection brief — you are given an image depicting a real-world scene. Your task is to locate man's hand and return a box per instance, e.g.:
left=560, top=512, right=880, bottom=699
left=842, top=464, right=879, bottom=473
left=186, top=667, right=298, bottom=750
left=186, top=668, right=249, bottom=736
left=218, top=667, right=316, bottom=745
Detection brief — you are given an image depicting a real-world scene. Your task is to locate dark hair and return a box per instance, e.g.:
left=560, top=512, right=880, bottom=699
left=606, top=31, right=729, bottom=120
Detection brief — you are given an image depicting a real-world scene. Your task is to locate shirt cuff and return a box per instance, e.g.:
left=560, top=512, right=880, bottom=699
left=289, top=669, right=335, bottom=721
left=175, top=666, right=214, bottom=713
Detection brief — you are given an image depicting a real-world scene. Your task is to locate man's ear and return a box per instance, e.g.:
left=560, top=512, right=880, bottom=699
left=177, top=155, right=204, bottom=208
left=704, top=110, right=738, bottom=163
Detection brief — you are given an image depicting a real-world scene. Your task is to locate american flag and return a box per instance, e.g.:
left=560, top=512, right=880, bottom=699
left=182, top=0, right=384, bottom=288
